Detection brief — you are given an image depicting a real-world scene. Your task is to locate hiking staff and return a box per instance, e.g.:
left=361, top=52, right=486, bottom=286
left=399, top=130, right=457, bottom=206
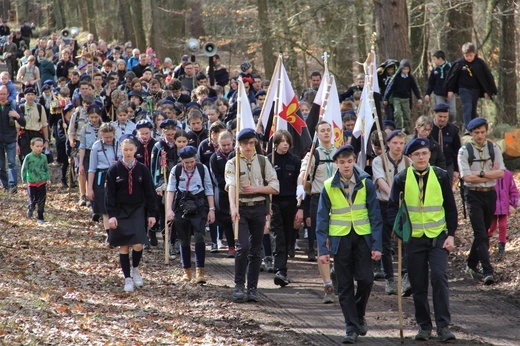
left=233, top=83, right=242, bottom=241
left=163, top=151, right=170, bottom=264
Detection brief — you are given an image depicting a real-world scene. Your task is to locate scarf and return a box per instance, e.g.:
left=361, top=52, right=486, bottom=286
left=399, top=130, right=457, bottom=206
left=317, top=145, right=334, bottom=177
left=121, top=159, right=137, bottom=195
left=139, top=138, right=151, bottom=167
left=387, top=153, right=403, bottom=176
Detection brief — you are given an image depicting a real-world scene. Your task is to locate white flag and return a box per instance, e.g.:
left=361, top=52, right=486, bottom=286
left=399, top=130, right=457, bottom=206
left=237, top=77, right=255, bottom=131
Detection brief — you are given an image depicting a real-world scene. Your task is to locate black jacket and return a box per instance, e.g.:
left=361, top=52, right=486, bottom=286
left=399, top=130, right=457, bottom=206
left=0, top=102, right=25, bottom=143
left=425, top=61, right=451, bottom=97
left=444, top=56, right=497, bottom=98
left=383, top=60, right=421, bottom=101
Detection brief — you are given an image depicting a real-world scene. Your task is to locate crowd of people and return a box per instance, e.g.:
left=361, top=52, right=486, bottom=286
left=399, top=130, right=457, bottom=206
left=1, top=26, right=518, bottom=343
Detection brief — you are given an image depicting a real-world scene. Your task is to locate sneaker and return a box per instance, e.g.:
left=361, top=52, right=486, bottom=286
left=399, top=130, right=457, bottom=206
left=124, top=277, right=135, bottom=292
left=264, top=256, right=274, bottom=273
left=304, top=229, right=308, bottom=239
left=227, top=246, right=235, bottom=258
left=27, top=210, right=33, bottom=218
left=466, top=266, right=484, bottom=281
left=132, top=267, right=143, bottom=287
left=274, top=271, right=290, bottom=287
left=247, top=287, right=259, bottom=302
left=414, top=328, right=431, bottom=341
left=401, top=273, right=412, bottom=297
left=143, top=244, right=150, bottom=250
left=149, top=231, right=158, bottom=246
left=92, top=213, right=101, bottom=222
left=342, top=331, right=358, bottom=344
left=498, top=242, right=505, bottom=260
left=307, top=250, right=317, bottom=262
left=483, top=274, right=495, bottom=285
left=373, top=263, right=385, bottom=280
left=385, top=278, right=397, bottom=295
left=78, top=195, right=87, bottom=207
left=260, top=260, right=266, bottom=272
left=169, top=243, right=177, bottom=260
left=210, top=243, right=218, bottom=253
left=359, top=317, right=368, bottom=336
left=217, top=239, right=226, bottom=249
left=294, top=240, right=301, bottom=251
left=323, top=284, right=334, bottom=304
left=437, top=326, right=455, bottom=342
left=37, top=219, right=45, bottom=223
left=232, top=285, right=245, bottom=302
left=174, top=240, right=180, bottom=254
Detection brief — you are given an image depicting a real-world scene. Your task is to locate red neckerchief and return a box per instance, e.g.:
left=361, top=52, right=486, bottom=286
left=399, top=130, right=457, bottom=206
left=139, top=138, right=151, bottom=167
left=182, top=163, right=195, bottom=191
left=121, top=159, right=137, bottom=194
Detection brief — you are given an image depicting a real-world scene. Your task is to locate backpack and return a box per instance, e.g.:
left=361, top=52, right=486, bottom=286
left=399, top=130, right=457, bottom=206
left=175, top=162, right=206, bottom=192
left=310, top=149, right=334, bottom=183
left=464, top=141, right=495, bottom=166
left=20, top=103, right=43, bottom=122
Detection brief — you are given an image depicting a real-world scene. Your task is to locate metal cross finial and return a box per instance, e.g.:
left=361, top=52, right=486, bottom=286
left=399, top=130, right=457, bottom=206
left=322, top=52, right=330, bottom=63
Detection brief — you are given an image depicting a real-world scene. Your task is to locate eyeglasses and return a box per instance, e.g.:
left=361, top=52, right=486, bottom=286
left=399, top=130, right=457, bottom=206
left=411, top=150, right=430, bottom=158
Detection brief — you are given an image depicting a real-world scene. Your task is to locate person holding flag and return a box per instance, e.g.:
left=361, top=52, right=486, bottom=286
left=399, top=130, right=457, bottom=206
left=387, top=138, right=457, bottom=342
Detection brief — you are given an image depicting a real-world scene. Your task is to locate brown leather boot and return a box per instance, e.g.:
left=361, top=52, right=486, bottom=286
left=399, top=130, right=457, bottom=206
left=195, top=267, right=206, bottom=284
left=182, top=268, right=192, bottom=282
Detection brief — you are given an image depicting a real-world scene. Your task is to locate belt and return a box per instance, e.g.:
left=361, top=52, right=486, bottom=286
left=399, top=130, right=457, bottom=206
left=239, top=200, right=265, bottom=207
left=467, top=186, right=495, bottom=192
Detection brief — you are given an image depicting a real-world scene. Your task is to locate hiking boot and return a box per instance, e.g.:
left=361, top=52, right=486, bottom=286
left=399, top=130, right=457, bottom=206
left=247, top=287, right=259, bottom=302
left=385, top=278, right=397, bottom=295
left=181, top=268, right=192, bottom=282
left=124, top=277, right=134, bottom=292
left=483, top=274, right=495, bottom=285
left=414, top=328, right=431, bottom=341
left=79, top=195, right=87, bottom=206
left=274, top=271, right=290, bottom=287
left=27, top=209, right=33, bottom=218
left=342, top=331, right=358, bottom=344
left=323, top=283, right=334, bottom=304
left=227, top=246, right=235, bottom=258
left=195, top=267, right=206, bottom=284
left=288, top=247, right=295, bottom=258
left=149, top=231, right=158, bottom=246
left=264, top=256, right=274, bottom=273
left=359, top=317, right=368, bottom=336
left=466, top=266, right=483, bottom=281
left=131, top=267, right=143, bottom=287
left=307, top=250, right=317, bottom=262
left=210, top=243, right=218, bottom=253
left=437, top=326, right=455, bottom=342
left=498, top=242, right=505, bottom=260
left=232, top=285, right=245, bottom=302
left=401, top=273, right=412, bottom=297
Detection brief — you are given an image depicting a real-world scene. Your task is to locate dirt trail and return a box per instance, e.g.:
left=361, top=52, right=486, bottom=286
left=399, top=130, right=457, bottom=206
left=201, top=246, right=520, bottom=345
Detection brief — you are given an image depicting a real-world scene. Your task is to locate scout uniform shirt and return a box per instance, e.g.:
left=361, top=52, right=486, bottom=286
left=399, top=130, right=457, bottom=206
left=224, top=153, right=280, bottom=204
left=300, top=147, right=337, bottom=195
left=20, top=102, right=47, bottom=132
left=458, top=141, right=505, bottom=188
left=372, top=154, right=412, bottom=201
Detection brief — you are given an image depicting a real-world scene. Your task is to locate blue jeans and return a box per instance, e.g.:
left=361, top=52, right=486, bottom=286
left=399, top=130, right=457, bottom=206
left=459, top=88, right=479, bottom=130
left=0, top=141, right=17, bottom=189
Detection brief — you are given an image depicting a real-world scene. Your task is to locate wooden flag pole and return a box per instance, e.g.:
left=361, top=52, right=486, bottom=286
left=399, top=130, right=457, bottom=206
left=164, top=161, right=170, bottom=265
left=255, top=57, right=282, bottom=134
left=397, top=192, right=405, bottom=343
left=234, top=80, right=243, bottom=241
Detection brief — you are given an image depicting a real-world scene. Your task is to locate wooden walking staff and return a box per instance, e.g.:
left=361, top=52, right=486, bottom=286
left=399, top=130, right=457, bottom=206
left=162, top=151, right=171, bottom=264
left=233, top=80, right=243, bottom=241
left=297, top=52, right=332, bottom=207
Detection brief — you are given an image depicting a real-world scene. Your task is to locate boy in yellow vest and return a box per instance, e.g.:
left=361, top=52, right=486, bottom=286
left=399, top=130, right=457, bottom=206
left=388, top=138, right=457, bottom=342
left=316, top=145, right=382, bottom=344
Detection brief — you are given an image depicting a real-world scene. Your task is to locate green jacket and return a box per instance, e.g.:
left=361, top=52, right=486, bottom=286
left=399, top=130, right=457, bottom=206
left=21, top=152, right=50, bottom=184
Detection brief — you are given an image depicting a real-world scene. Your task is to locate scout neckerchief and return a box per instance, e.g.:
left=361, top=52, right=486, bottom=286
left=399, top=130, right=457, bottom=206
left=139, top=137, right=151, bottom=167
left=413, top=165, right=430, bottom=210
left=387, top=153, right=404, bottom=177
left=182, top=163, right=196, bottom=192
left=240, top=152, right=256, bottom=185
left=471, top=139, right=487, bottom=171
left=317, top=145, right=334, bottom=177
left=121, top=158, right=137, bottom=194
left=339, top=175, right=352, bottom=204
left=434, top=119, right=445, bottom=151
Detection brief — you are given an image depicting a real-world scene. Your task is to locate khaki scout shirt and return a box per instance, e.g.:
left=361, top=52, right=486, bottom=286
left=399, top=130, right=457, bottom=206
left=224, top=154, right=280, bottom=203
left=300, top=147, right=337, bottom=195
left=458, top=141, right=505, bottom=188
left=20, top=103, right=47, bottom=131
left=372, top=154, right=412, bottom=202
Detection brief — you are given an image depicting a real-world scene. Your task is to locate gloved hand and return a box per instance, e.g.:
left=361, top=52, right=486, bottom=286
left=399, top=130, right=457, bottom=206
left=296, top=184, right=306, bottom=200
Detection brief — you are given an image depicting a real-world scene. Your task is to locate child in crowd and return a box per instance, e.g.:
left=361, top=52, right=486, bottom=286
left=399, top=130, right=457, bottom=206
left=488, top=169, right=518, bottom=259
left=111, top=104, right=136, bottom=141
left=186, top=110, right=207, bottom=148
left=105, top=136, right=156, bottom=292
left=0, top=71, right=17, bottom=103
left=56, top=103, right=74, bottom=187
left=21, top=137, right=51, bottom=223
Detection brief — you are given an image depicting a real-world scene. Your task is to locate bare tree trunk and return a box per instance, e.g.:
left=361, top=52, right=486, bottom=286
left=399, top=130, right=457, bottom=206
left=189, top=0, right=205, bottom=38
left=118, top=0, right=133, bottom=43
left=409, top=0, right=428, bottom=85
left=152, top=0, right=186, bottom=63
left=53, top=0, right=65, bottom=29
left=445, top=1, right=473, bottom=61
left=374, top=0, right=410, bottom=60
left=78, top=0, right=88, bottom=31
left=129, top=0, right=146, bottom=50
left=142, top=0, right=153, bottom=48
left=85, top=0, right=98, bottom=39
left=355, top=0, right=367, bottom=59
left=257, top=0, right=276, bottom=79
left=498, top=0, right=517, bottom=126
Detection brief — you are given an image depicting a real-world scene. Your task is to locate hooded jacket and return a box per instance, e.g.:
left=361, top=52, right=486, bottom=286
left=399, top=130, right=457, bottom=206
left=444, top=55, right=497, bottom=98
left=383, top=59, right=422, bottom=101
left=494, top=169, right=519, bottom=216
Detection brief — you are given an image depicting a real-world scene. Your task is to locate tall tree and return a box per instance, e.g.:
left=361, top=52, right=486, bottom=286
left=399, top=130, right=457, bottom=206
left=374, top=0, right=410, bottom=60
left=409, top=0, right=428, bottom=84
left=444, top=1, right=473, bottom=61
left=78, top=0, right=88, bottom=32
left=85, top=0, right=98, bottom=39
left=129, top=0, right=146, bottom=50
left=497, top=0, right=517, bottom=125
left=151, top=0, right=187, bottom=62
left=257, top=0, right=276, bottom=79
left=118, top=0, right=133, bottom=43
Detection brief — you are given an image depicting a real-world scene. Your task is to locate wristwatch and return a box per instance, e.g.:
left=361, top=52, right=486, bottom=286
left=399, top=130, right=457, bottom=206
left=209, top=207, right=216, bottom=211
left=479, top=171, right=485, bottom=178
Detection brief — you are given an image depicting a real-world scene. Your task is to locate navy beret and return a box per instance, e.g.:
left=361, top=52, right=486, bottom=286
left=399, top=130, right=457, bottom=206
left=159, top=119, right=177, bottom=129
left=41, top=84, right=51, bottom=91
left=237, top=128, right=256, bottom=141
left=332, top=145, right=355, bottom=161
left=63, top=103, right=74, bottom=113
left=179, top=146, right=197, bottom=159
left=383, top=120, right=396, bottom=129
left=128, top=90, right=143, bottom=99
left=255, top=89, right=266, bottom=98
left=466, top=117, right=487, bottom=132
left=159, top=99, right=175, bottom=107
left=386, top=129, right=406, bottom=143
left=119, top=133, right=140, bottom=147
left=433, top=103, right=449, bottom=112
left=24, top=87, right=36, bottom=95
left=186, top=101, right=201, bottom=109
left=136, top=119, right=153, bottom=130
left=404, top=138, right=430, bottom=155
left=43, top=79, right=55, bottom=86
left=87, top=104, right=101, bottom=113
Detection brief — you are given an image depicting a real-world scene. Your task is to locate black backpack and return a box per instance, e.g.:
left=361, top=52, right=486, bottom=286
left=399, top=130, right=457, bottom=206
left=464, top=140, right=495, bottom=166
left=174, top=162, right=206, bottom=192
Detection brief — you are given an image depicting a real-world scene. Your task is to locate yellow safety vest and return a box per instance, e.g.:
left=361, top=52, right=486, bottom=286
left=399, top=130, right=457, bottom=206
left=324, top=177, right=371, bottom=236
left=404, top=167, right=446, bottom=238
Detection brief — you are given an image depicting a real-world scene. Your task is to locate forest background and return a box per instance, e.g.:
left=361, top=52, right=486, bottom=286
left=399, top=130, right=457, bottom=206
left=2, top=0, right=519, bottom=126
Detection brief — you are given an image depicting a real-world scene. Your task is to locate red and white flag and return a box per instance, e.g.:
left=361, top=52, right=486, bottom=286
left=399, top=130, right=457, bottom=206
left=321, top=74, right=343, bottom=148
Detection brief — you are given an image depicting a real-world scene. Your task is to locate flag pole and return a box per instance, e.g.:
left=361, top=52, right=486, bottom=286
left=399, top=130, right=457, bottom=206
left=397, top=193, right=405, bottom=344
left=234, top=80, right=243, bottom=241
left=298, top=52, right=331, bottom=207
left=164, top=157, right=170, bottom=264
left=256, top=57, right=282, bottom=134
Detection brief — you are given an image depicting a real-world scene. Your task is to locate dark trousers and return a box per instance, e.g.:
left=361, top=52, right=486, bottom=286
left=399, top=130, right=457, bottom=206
left=27, top=184, right=47, bottom=220
left=466, top=189, right=496, bottom=275
left=379, top=201, right=394, bottom=279
left=174, top=211, right=207, bottom=268
left=459, top=88, right=479, bottom=129
left=216, top=209, right=235, bottom=248
left=309, top=194, right=320, bottom=253
left=271, top=198, right=297, bottom=275
left=406, top=232, right=451, bottom=331
left=335, top=232, right=374, bottom=334
left=234, top=204, right=265, bottom=289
